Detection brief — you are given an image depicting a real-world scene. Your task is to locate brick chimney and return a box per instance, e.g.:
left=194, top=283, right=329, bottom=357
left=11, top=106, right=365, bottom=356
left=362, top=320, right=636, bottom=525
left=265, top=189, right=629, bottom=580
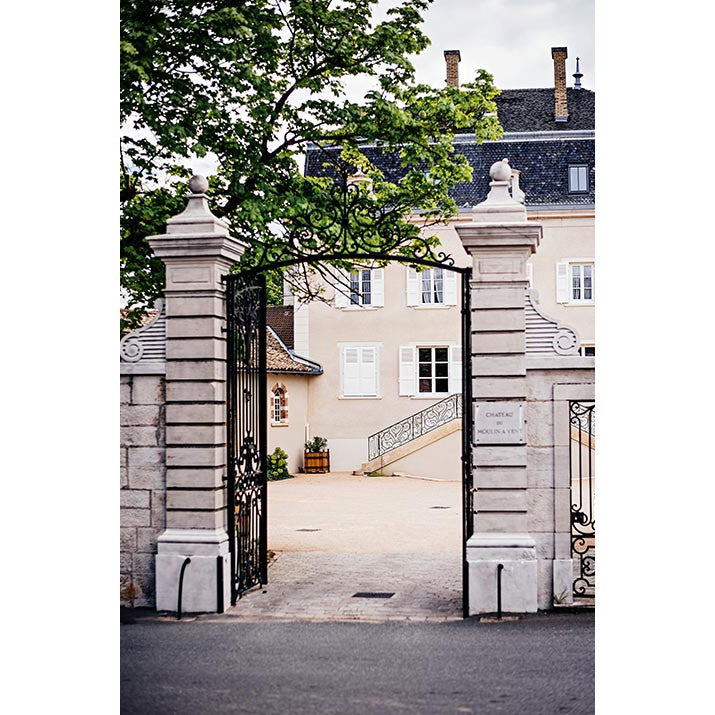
left=551, top=46, right=568, bottom=122
left=444, top=50, right=461, bottom=87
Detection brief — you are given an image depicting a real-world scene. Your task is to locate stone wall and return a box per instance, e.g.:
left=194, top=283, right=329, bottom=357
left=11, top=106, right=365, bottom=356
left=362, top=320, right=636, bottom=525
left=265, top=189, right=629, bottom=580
left=120, top=372, right=166, bottom=607
left=525, top=356, right=594, bottom=608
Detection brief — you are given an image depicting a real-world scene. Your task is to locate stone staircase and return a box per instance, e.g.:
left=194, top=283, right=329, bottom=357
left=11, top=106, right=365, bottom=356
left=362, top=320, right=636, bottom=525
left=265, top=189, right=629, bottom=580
left=359, top=394, right=462, bottom=474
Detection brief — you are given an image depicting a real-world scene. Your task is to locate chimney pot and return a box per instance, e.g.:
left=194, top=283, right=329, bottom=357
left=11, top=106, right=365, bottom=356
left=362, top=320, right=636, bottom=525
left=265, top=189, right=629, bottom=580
left=444, top=50, right=461, bottom=87
left=551, top=46, right=569, bottom=122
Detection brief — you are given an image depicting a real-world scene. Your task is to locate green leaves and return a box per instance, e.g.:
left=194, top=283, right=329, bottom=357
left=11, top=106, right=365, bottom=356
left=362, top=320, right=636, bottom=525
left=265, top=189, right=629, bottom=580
left=121, top=1, right=503, bottom=322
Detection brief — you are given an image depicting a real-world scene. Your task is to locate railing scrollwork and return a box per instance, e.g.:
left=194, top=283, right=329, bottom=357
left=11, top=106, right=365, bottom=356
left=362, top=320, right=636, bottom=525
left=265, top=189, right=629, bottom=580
left=367, top=393, right=462, bottom=461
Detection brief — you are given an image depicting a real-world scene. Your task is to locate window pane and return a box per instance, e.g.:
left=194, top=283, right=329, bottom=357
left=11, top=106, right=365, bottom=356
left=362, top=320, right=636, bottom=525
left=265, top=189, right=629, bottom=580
left=418, top=348, right=431, bottom=362
left=361, top=270, right=371, bottom=305
left=569, top=166, right=578, bottom=191
left=435, top=378, right=449, bottom=393
left=418, top=378, right=432, bottom=393
left=578, top=166, right=587, bottom=190
left=419, top=363, right=432, bottom=377
left=433, top=269, right=443, bottom=303
left=435, top=347, right=448, bottom=362
left=421, top=271, right=432, bottom=303
left=435, top=363, right=448, bottom=377
left=349, top=272, right=359, bottom=305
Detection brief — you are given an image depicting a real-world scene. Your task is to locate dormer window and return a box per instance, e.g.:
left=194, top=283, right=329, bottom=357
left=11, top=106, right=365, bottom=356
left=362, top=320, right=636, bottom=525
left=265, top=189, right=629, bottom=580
left=568, top=165, right=589, bottom=193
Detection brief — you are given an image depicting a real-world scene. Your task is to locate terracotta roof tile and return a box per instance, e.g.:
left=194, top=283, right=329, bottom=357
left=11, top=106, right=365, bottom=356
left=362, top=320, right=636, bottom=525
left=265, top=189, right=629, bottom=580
left=266, top=328, right=322, bottom=375
left=266, top=306, right=294, bottom=348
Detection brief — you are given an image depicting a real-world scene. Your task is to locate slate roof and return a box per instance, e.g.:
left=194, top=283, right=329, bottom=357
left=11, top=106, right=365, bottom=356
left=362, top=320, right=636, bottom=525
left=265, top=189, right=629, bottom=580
left=304, top=87, right=595, bottom=208
left=495, top=88, right=594, bottom=132
left=266, top=305, right=294, bottom=349
left=266, top=326, right=322, bottom=375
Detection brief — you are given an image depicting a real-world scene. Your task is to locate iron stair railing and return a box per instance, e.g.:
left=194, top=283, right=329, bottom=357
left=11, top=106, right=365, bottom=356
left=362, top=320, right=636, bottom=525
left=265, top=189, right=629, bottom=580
left=367, top=393, right=462, bottom=462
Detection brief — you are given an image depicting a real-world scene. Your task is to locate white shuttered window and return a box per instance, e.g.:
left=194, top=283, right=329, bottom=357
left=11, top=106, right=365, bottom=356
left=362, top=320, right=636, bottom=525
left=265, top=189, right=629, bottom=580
left=556, top=260, right=595, bottom=304
left=342, top=346, right=378, bottom=397
left=335, top=268, right=384, bottom=308
left=406, top=267, right=457, bottom=306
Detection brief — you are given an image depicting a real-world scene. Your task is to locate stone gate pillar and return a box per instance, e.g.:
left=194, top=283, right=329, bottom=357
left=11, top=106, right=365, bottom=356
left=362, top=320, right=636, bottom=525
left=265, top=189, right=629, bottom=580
left=455, top=160, right=542, bottom=614
left=147, top=176, right=243, bottom=612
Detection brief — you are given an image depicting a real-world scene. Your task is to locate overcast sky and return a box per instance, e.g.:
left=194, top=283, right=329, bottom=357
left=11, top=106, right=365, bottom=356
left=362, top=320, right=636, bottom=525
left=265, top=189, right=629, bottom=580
left=388, top=0, right=594, bottom=91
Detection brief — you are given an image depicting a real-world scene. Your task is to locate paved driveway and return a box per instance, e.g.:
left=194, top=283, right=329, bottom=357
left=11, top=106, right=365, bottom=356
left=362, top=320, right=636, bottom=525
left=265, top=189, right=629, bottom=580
left=226, top=472, right=463, bottom=621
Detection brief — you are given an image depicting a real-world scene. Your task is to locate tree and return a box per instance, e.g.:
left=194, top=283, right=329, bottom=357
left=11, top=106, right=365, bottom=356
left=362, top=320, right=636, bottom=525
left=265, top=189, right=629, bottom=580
left=120, top=0, right=502, bottom=332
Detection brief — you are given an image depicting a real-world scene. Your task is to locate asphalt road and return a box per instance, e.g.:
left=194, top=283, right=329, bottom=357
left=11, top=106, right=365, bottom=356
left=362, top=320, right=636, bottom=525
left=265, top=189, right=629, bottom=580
left=121, top=610, right=594, bottom=715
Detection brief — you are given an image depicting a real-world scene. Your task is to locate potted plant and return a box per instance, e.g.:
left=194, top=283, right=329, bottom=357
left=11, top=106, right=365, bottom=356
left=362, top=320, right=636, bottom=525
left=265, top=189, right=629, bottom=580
left=303, top=436, right=330, bottom=473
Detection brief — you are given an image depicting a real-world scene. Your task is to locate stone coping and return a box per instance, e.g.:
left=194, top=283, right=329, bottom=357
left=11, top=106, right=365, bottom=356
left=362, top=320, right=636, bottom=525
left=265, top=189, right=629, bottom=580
left=526, top=356, right=595, bottom=370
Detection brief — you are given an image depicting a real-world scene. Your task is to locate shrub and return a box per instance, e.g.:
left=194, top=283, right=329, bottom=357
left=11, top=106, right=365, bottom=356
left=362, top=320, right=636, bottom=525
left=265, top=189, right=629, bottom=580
left=304, top=436, right=328, bottom=452
left=267, top=447, right=292, bottom=481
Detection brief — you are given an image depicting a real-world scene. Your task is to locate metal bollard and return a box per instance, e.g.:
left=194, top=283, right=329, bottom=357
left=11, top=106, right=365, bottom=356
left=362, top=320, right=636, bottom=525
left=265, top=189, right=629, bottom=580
left=496, top=563, right=504, bottom=620
left=177, top=557, right=191, bottom=620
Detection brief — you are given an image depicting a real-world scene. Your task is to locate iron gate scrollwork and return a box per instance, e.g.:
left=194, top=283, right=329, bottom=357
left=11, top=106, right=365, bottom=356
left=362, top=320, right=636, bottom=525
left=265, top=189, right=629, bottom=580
left=226, top=274, right=268, bottom=603
left=570, top=400, right=595, bottom=599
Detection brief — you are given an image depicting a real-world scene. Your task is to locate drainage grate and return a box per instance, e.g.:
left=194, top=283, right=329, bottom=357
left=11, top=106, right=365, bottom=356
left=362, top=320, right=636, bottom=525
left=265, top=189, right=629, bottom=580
left=429, top=506, right=451, bottom=509
left=352, top=592, right=395, bottom=599
left=296, top=528, right=321, bottom=532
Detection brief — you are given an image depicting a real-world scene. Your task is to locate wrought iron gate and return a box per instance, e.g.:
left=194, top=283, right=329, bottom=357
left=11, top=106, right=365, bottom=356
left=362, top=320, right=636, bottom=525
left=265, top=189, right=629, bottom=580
left=225, top=265, right=474, bottom=616
left=226, top=274, right=268, bottom=604
left=570, top=400, right=595, bottom=599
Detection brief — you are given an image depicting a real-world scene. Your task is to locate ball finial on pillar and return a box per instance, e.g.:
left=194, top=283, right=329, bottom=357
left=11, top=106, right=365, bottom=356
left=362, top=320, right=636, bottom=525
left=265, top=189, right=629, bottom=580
left=489, top=159, right=511, bottom=182
left=188, top=175, right=209, bottom=194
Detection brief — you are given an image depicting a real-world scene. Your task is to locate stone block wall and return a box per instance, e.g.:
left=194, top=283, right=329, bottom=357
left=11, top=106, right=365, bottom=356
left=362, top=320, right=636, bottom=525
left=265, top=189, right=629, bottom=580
left=524, top=357, right=594, bottom=608
left=120, top=372, right=166, bottom=607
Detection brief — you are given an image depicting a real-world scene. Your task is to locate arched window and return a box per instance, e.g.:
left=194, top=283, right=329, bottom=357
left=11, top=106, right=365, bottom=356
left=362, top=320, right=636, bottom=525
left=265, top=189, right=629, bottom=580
left=270, top=384, right=287, bottom=424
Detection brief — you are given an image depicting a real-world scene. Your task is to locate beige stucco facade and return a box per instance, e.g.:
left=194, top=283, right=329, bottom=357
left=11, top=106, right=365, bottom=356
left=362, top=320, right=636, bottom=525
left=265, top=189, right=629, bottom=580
left=267, top=373, right=311, bottom=474
left=527, top=209, right=595, bottom=348
left=282, top=208, right=594, bottom=477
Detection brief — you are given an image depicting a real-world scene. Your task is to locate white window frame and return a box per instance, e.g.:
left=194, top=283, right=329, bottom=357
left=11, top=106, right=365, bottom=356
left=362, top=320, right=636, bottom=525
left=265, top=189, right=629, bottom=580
left=556, top=259, right=595, bottom=305
left=398, top=342, right=461, bottom=398
left=339, top=343, right=381, bottom=398
left=270, top=385, right=288, bottom=426
left=416, top=345, right=451, bottom=396
left=349, top=268, right=372, bottom=306
left=570, top=263, right=594, bottom=302
left=568, top=164, right=589, bottom=193
left=335, top=267, right=384, bottom=309
left=406, top=267, right=457, bottom=308
left=420, top=268, right=445, bottom=305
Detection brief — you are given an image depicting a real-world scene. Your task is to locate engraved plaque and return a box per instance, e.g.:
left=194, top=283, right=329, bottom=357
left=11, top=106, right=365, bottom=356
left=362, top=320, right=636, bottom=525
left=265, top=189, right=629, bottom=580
left=474, top=401, right=525, bottom=444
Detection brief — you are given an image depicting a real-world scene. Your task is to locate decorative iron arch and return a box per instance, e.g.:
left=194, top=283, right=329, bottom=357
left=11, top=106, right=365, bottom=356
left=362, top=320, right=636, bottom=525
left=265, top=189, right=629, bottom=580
left=236, top=251, right=470, bottom=279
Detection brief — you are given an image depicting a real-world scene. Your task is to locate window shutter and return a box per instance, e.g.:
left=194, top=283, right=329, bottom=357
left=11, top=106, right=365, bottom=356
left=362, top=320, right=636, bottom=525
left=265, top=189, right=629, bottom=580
left=406, top=268, right=420, bottom=306
left=526, top=262, right=533, bottom=288
left=556, top=262, right=570, bottom=303
left=371, top=268, right=384, bottom=307
left=334, top=270, right=350, bottom=308
left=444, top=270, right=458, bottom=305
left=360, top=347, right=377, bottom=395
left=398, top=346, right=416, bottom=396
left=448, top=345, right=462, bottom=394
left=342, top=347, right=360, bottom=395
